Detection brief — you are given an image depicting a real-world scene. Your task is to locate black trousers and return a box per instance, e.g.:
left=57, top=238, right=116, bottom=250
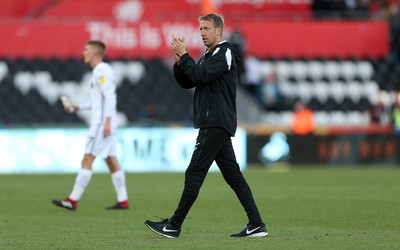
left=170, top=127, right=263, bottom=227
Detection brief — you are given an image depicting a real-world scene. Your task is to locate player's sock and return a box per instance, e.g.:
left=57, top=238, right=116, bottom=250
left=69, top=169, right=93, bottom=201
left=111, top=170, right=128, bottom=202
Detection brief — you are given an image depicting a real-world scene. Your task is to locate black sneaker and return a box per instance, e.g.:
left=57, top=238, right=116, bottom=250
left=144, top=218, right=181, bottom=238
left=230, top=223, right=268, bottom=237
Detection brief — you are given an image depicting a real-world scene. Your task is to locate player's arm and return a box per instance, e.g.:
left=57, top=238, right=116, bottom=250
left=102, top=91, right=113, bottom=136
left=178, top=47, right=229, bottom=85
left=103, top=116, right=111, bottom=136
left=99, top=72, right=115, bottom=136
left=77, top=101, right=92, bottom=111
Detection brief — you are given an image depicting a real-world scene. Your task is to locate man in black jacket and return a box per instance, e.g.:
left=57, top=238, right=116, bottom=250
left=144, top=13, right=267, bottom=238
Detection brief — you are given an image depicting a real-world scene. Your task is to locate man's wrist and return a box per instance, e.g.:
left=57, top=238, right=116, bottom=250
left=177, top=52, right=188, bottom=64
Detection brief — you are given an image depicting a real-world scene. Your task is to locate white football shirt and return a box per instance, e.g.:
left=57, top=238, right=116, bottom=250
left=80, top=62, right=117, bottom=129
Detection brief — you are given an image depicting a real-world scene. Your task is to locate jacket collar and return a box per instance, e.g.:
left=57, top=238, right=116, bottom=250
left=205, top=40, right=227, bottom=54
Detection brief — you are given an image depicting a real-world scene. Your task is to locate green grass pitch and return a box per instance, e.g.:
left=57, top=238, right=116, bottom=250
left=0, top=166, right=399, bottom=249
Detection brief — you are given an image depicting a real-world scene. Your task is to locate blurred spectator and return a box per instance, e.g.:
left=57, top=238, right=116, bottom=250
left=352, top=0, right=371, bottom=18
left=228, top=26, right=246, bottom=85
left=200, top=0, right=218, bottom=14
left=312, top=0, right=346, bottom=19
left=388, top=3, right=400, bottom=59
left=259, top=70, right=285, bottom=112
left=291, top=99, right=315, bottom=135
left=312, top=0, right=371, bottom=19
left=346, top=0, right=357, bottom=11
left=138, top=102, right=158, bottom=127
left=369, top=1, right=400, bottom=59
left=368, top=97, right=386, bottom=124
left=312, top=0, right=330, bottom=18
left=331, top=0, right=347, bottom=15
left=391, top=93, right=400, bottom=133
left=242, top=55, right=263, bottom=97
left=370, top=0, right=391, bottom=19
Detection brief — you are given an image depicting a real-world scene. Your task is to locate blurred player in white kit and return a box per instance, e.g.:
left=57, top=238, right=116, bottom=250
left=52, top=40, right=129, bottom=210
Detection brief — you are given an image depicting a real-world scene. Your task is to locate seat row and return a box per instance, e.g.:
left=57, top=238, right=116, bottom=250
left=260, top=111, right=372, bottom=126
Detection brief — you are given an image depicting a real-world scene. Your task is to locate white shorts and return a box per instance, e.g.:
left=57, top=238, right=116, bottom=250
left=85, top=124, right=117, bottom=158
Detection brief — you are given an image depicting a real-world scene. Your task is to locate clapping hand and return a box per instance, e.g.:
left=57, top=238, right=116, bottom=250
left=171, top=34, right=188, bottom=63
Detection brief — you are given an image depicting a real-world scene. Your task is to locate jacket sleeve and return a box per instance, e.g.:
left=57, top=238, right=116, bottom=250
left=179, top=47, right=230, bottom=86
left=173, top=56, right=196, bottom=89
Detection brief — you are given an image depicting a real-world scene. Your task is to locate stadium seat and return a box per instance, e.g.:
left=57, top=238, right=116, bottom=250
left=260, top=111, right=280, bottom=124
left=330, top=111, right=347, bottom=125
left=280, top=80, right=296, bottom=100
left=347, top=111, right=368, bottom=125
left=358, top=97, right=372, bottom=112
left=329, top=80, right=346, bottom=103
left=14, top=72, right=33, bottom=95
left=30, top=58, right=47, bottom=72
left=308, top=60, right=324, bottom=80
left=0, top=61, right=8, bottom=82
left=340, top=61, right=357, bottom=81
left=280, top=111, right=294, bottom=126
left=313, top=111, right=330, bottom=126
left=1, top=56, right=393, bottom=127
left=356, top=61, right=373, bottom=81
left=324, top=97, right=340, bottom=112
left=346, top=81, right=363, bottom=103
left=292, top=61, right=308, bottom=80
left=341, top=97, right=357, bottom=112
left=363, top=81, right=380, bottom=104
left=308, top=97, right=324, bottom=111
left=324, top=61, right=341, bottom=81
left=259, top=61, right=275, bottom=76
left=296, top=81, right=313, bottom=102
left=13, top=58, right=30, bottom=72
left=275, top=61, right=292, bottom=80
left=312, top=80, right=329, bottom=103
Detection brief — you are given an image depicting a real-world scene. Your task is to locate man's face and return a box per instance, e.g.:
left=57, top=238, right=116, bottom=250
left=83, top=44, right=97, bottom=64
left=200, top=20, right=220, bottom=49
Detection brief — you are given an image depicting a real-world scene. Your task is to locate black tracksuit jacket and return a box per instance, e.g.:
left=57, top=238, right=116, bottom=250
left=173, top=41, right=239, bottom=136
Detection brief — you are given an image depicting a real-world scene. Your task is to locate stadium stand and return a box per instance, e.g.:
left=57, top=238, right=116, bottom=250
left=0, top=57, right=193, bottom=126
left=254, top=57, right=394, bottom=126
left=0, top=0, right=397, bottom=129
left=0, top=56, right=396, bottom=127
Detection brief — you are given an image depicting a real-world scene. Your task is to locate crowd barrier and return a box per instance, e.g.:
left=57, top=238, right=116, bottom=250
left=2, top=125, right=397, bottom=174
left=248, top=129, right=398, bottom=165
left=0, top=127, right=246, bottom=174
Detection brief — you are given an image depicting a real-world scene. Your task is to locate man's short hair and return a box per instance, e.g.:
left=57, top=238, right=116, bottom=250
left=86, top=40, right=106, bottom=57
left=198, top=13, right=224, bottom=36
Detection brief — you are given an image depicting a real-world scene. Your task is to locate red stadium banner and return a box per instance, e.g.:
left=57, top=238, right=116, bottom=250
left=0, top=20, right=388, bottom=59
left=0, top=0, right=387, bottom=59
left=244, top=21, right=389, bottom=58
left=0, top=0, right=49, bottom=17
left=39, top=0, right=311, bottom=21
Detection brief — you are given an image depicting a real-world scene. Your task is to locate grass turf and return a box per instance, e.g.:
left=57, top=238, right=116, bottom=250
left=0, top=166, right=399, bottom=249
